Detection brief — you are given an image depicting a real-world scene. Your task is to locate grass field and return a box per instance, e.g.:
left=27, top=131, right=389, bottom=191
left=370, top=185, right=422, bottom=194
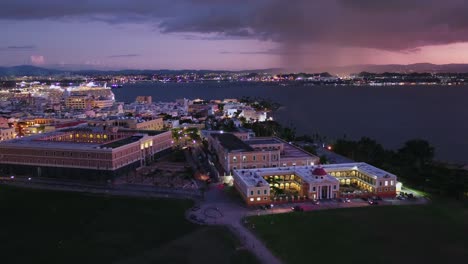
left=0, top=186, right=258, bottom=264
left=247, top=202, right=468, bottom=264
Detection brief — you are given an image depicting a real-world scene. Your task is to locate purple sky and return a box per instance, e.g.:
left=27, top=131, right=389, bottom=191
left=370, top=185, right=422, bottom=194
left=2, top=0, right=468, bottom=70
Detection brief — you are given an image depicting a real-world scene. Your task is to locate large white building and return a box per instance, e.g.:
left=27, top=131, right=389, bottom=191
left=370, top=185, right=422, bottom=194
left=233, top=163, right=399, bottom=206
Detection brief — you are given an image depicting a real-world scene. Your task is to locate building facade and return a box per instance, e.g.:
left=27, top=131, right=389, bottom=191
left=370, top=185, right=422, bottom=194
left=0, top=127, right=172, bottom=182
left=0, top=127, right=16, bottom=141
left=232, top=163, right=398, bottom=206
left=88, top=118, right=164, bottom=131
left=207, top=133, right=319, bottom=174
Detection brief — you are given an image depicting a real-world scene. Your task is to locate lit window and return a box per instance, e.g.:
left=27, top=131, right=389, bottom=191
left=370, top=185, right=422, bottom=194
left=385, top=181, right=388, bottom=186
left=250, top=198, right=254, bottom=202
left=233, top=157, right=237, bottom=162
left=391, top=180, right=394, bottom=186
left=242, top=155, right=246, bottom=161
left=256, top=197, right=261, bottom=201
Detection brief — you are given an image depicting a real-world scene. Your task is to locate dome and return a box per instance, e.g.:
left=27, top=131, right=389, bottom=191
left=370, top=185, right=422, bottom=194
left=312, top=167, right=327, bottom=176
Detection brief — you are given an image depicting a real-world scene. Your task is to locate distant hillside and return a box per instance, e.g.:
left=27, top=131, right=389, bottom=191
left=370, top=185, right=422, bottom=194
left=0, top=65, right=281, bottom=77
left=0, top=65, right=64, bottom=76
left=2, top=64, right=468, bottom=77
left=330, top=63, right=468, bottom=75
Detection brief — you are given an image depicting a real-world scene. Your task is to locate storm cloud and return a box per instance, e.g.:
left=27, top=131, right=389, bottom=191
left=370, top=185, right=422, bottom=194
left=1, top=0, right=468, bottom=69
left=2, top=0, right=468, bottom=51
left=108, top=54, right=140, bottom=58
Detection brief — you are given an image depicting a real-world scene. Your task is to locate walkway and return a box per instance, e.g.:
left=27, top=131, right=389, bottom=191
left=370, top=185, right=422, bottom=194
left=187, top=186, right=282, bottom=264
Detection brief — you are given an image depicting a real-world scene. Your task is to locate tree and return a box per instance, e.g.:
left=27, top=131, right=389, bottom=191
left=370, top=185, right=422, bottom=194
left=355, top=137, right=385, bottom=166
left=398, top=139, right=435, bottom=171
left=280, top=126, right=296, bottom=142
left=320, top=155, right=328, bottom=164
left=238, top=116, right=247, bottom=125
left=302, top=145, right=318, bottom=155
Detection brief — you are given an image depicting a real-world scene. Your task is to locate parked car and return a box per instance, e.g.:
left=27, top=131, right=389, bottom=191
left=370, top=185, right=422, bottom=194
left=292, top=206, right=304, bottom=212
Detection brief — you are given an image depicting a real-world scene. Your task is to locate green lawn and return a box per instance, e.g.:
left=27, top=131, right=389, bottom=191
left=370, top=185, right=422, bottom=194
left=247, top=202, right=468, bottom=264
left=0, top=186, right=258, bottom=264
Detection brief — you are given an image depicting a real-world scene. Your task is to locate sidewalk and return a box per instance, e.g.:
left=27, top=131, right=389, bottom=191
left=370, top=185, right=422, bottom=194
left=186, top=186, right=283, bottom=264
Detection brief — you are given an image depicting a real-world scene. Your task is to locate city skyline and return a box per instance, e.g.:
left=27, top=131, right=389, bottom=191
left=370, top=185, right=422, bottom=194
left=2, top=0, right=468, bottom=70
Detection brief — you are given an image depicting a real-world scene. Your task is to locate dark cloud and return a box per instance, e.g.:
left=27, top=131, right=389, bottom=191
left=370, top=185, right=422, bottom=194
left=0, top=45, right=36, bottom=51
left=1, top=0, right=468, bottom=52
left=220, top=48, right=318, bottom=55
left=108, top=54, right=140, bottom=58
left=7, top=45, right=36, bottom=49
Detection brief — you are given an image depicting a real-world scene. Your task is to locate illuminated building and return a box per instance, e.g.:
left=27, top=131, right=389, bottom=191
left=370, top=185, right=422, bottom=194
left=233, top=163, right=398, bottom=205
left=0, top=127, right=172, bottom=181
left=136, top=96, right=153, bottom=104
left=88, top=118, right=164, bottom=131
left=207, top=133, right=319, bottom=174
left=0, top=127, right=16, bottom=141
left=65, top=95, right=90, bottom=109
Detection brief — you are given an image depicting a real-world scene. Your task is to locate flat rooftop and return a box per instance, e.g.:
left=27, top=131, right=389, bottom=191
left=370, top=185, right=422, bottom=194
left=234, top=169, right=269, bottom=188
left=122, top=129, right=167, bottom=136
left=0, top=135, right=102, bottom=150
left=321, top=163, right=397, bottom=178
left=245, top=138, right=279, bottom=145
left=212, top=133, right=254, bottom=152
left=100, top=135, right=143, bottom=149
left=0, top=127, right=159, bottom=151
left=246, top=137, right=319, bottom=160
left=233, top=163, right=396, bottom=188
